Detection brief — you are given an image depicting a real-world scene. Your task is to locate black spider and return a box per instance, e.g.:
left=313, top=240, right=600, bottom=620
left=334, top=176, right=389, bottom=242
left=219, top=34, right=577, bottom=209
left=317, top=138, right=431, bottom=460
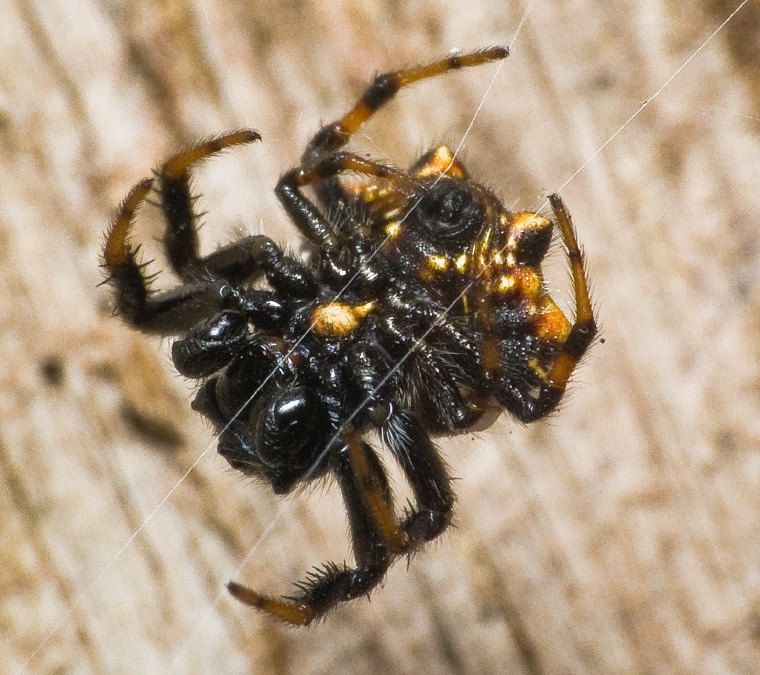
left=102, top=46, right=596, bottom=625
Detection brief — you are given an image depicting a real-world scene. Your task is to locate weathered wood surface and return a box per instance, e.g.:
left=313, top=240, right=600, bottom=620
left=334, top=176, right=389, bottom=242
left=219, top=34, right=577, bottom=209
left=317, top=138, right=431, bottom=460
left=3, top=1, right=760, bottom=673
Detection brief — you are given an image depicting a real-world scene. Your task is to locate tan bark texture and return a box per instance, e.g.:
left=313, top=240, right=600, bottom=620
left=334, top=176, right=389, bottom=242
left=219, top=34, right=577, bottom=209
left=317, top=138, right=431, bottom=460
left=3, top=1, right=760, bottom=673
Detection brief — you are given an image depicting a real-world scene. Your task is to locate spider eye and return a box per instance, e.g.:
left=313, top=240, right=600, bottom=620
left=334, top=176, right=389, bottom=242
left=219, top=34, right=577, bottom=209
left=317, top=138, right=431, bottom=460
left=418, top=181, right=484, bottom=248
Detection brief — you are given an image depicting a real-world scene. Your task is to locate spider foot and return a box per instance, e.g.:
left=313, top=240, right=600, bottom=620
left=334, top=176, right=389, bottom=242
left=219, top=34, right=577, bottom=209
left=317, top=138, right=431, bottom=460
left=228, top=560, right=386, bottom=626
left=160, top=129, right=261, bottom=180
left=227, top=581, right=317, bottom=626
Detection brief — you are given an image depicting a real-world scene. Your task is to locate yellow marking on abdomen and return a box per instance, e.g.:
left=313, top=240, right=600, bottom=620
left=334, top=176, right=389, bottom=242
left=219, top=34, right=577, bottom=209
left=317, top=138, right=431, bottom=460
left=312, top=301, right=375, bottom=337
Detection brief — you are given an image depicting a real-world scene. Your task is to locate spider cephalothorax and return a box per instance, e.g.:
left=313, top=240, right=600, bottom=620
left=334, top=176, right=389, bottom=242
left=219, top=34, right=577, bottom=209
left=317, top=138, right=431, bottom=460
left=103, top=46, right=596, bottom=625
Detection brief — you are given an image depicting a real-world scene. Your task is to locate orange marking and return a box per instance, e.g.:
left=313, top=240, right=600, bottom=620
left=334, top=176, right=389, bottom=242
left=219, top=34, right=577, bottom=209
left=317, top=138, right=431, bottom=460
left=496, top=274, right=516, bottom=293
left=508, top=267, right=541, bottom=297
left=547, top=352, right=578, bottom=390
left=511, top=212, right=550, bottom=233
left=227, top=582, right=316, bottom=626
left=384, top=221, right=401, bottom=237
left=340, top=101, right=373, bottom=136
left=483, top=336, right=501, bottom=374
left=473, top=227, right=492, bottom=273
left=428, top=255, right=448, bottom=271
left=419, top=254, right=450, bottom=282
left=571, top=256, right=594, bottom=323
left=103, top=178, right=154, bottom=266
left=346, top=433, right=408, bottom=554
left=311, top=302, right=374, bottom=337
left=414, top=146, right=467, bottom=179
left=534, top=302, right=572, bottom=341
left=161, top=129, right=260, bottom=179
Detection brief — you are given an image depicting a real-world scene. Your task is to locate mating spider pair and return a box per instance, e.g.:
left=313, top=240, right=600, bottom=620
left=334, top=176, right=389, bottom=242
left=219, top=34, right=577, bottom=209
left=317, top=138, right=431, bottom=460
left=103, top=46, right=596, bottom=625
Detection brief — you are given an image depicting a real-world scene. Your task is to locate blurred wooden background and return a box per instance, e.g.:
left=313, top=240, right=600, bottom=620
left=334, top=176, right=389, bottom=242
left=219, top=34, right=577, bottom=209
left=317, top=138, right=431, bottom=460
left=3, top=0, right=760, bottom=673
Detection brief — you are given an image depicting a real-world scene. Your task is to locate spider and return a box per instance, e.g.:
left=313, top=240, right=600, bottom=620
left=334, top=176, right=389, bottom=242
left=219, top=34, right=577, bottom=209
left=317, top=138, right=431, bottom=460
left=102, top=46, right=596, bottom=626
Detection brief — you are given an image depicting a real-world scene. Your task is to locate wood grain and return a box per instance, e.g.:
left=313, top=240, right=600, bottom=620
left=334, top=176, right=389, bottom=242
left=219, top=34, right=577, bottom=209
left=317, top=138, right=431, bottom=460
left=3, top=1, right=760, bottom=673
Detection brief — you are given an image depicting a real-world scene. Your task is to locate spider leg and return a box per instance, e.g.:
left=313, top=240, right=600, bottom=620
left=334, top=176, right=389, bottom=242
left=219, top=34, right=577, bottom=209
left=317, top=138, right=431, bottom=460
left=102, top=131, right=270, bottom=333
left=301, top=47, right=509, bottom=164
left=104, top=163, right=317, bottom=333
left=546, top=193, right=596, bottom=388
left=492, top=194, right=597, bottom=422
left=228, top=433, right=405, bottom=625
left=348, top=335, right=456, bottom=541
left=154, top=128, right=310, bottom=290
left=103, top=179, right=226, bottom=332
left=157, top=129, right=260, bottom=279
left=158, top=132, right=315, bottom=288
left=297, top=47, right=508, bottom=245
left=104, top=208, right=312, bottom=333
left=276, top=151, right=418, bottom=251
left=381, top=408, right=455, bottom=544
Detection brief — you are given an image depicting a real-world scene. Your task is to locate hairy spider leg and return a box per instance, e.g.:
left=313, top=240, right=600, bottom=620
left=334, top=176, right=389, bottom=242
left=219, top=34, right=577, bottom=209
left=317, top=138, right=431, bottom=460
left=276, top=151, right=419, bottom=250
left=301, top=46, right=509, bottom=164
left=478, top=194, right=597, bottom=422
left=381, top=409, right=455, bottom=544
left=103, top=130, right=321, bottom=334
left=275, top=46, right=508, bottom=268
left=158, top=130, right=261, bottom=279
left=347, top=336, right=456, bottom=542
left=351, top=336, right=460, bottom=545
left=343, top=432, right=410, bottom=553
left=544, top=193, right=596, bottom=391
left=228, top=434, right=402, bottom=625
left=227, top=332, right=459, bottom=624
left=101, top=177, right=226, bottom=333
